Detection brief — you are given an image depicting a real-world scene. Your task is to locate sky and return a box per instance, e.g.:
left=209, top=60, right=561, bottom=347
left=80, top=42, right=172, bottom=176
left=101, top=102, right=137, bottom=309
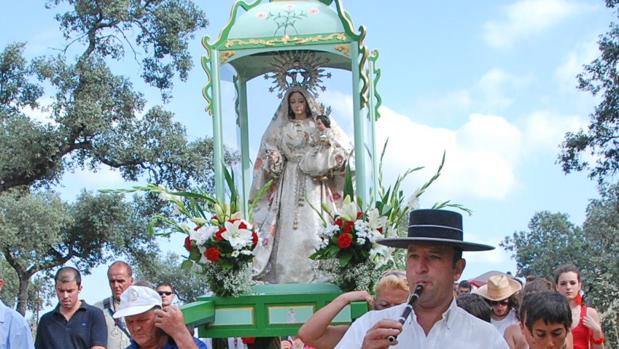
left=0, top=0, right=613, bottom=306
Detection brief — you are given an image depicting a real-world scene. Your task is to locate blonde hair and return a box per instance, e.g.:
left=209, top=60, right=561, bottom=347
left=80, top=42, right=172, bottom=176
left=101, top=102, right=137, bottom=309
left=375, top=270, right=409, bottom=296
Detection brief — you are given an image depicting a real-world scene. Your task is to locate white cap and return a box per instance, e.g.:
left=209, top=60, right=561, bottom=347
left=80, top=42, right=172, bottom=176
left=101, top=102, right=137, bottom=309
left=113, top=285, right=162, bottom=319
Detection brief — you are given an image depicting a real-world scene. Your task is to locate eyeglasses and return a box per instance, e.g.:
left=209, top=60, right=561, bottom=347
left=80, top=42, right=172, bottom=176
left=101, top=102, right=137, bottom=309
left=158, top=291, right=173, bottom=296
left=489, top=299, right=510, bottom=306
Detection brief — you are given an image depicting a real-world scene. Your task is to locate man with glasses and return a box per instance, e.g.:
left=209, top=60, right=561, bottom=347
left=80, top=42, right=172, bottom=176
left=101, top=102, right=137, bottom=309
left=155, top=282, right=177, bottom=308
left=95, top=261, right=134, bottom=348
left=476, top=274, right=522, bottom=335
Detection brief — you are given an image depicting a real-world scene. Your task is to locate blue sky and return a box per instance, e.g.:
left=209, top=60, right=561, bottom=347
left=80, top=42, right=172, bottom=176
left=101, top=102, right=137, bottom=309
left=0, top=0, right=612, bottom=304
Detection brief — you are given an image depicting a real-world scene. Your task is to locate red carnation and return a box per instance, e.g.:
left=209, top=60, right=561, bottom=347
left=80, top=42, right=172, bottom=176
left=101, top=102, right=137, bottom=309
left=241, top=337, right=256, bottom=344
left=335, top=217, right=343, bottom=227
left=215, top=227, right=225, bottom=241
left=356, top=211, right=363, bottom=219
left=239, top=221, right=248, bottom=229
left=184, top=236, right=192, bottom=251
left=337, top=233, right=353, bottom=249
left=342, top=221, right=354, bottom=234
left=205, top=247, right=221, bottom=262
left=252, top=231, right=258, bottom=246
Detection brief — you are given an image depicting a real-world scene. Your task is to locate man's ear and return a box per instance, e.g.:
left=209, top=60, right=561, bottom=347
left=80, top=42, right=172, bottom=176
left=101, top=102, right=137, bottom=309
left=453, top=258, right=466, bottom=281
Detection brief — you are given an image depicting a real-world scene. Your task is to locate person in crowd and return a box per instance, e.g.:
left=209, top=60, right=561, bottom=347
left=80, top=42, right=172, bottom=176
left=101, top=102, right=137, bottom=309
left=476, top=274, right=522, bottom=335
left=504, top=278, right=573, bottom=349
left=554, top=264, right=605, bottom=349
left=334, top=209, right=509, bottom=348
left=156, top=282, right=177, bottom=308
left=456, top=293, right=492, bottom=322
left=298, top=270, right=410, bottom=349
left=520, top=291, right=572, bottom=349
left=113, top=285, right=208, bottom=349
left=35, top=266, right=107, bottom=349
left=0, top=268, right=34, bottom=349
left=456, top=279, right=472, bottom=297
left=95, top=260, right=134, bottom=349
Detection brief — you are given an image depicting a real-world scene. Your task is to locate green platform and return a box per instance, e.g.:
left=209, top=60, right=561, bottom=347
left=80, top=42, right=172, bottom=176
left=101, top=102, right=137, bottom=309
left=181, top=283, right=368, bottom=338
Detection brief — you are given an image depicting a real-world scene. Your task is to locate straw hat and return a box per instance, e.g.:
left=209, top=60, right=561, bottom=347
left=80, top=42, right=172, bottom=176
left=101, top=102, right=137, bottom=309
left=476, top=274, right=522, bottom=301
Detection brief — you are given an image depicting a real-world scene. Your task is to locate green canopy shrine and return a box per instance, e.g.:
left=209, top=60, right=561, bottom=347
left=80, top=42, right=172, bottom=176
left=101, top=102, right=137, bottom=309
left=185, top=0, right=384, bottom=339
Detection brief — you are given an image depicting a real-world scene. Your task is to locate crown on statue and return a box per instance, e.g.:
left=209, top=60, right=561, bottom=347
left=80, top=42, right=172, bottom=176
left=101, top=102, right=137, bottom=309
left=264, top=51, right=332, bottom=98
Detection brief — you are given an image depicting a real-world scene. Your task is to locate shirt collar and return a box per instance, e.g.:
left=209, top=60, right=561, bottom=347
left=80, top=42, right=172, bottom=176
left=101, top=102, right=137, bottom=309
left=409, top=297, right=459, bottom=330
left=53, top=299, right=87, bottom=314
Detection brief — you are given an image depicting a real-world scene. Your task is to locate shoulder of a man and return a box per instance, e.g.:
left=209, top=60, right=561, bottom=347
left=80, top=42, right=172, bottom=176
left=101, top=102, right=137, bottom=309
left=334, top=304, right=405, bottom=349
left=453, top=307, right=509, bottom=348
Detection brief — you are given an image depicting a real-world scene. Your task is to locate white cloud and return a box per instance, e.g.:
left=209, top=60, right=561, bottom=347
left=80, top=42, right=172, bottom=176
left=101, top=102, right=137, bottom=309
left=555, top=38, right=599, bottom=91
left=476, top=68, right=532, bottom=110
left=484, top=0, right=592, bottom=49
left=21, top=98, right=56, bottom=125
left=373, top=107, right=522, bottom=201
left=523, top=110, right=586, bottom=151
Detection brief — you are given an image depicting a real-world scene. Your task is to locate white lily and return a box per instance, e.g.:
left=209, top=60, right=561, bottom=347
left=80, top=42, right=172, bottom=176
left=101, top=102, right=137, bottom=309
left=366, top=208, right=387, bottom=232
left=190, top=225, right=218, bottom=245
left=222, top=219, right=253, bottom=250
left=339, top=196, right=358, bottom=221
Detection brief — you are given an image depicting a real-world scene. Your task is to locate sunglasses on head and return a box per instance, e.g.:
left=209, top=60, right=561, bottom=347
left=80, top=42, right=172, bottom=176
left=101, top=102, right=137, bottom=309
left=489, top=299, right=509, bottom=306
left=158, top=291, right=173, bottom=296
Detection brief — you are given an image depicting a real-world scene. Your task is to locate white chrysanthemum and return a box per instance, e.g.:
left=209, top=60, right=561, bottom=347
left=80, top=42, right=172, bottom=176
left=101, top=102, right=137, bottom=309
left=356, top=237, right=366, bottom=245
left=190, top=225, right=218, bottom=245
left=222, top=220, right=253, bottom=250
left=321, top=223, right=340, bottom=238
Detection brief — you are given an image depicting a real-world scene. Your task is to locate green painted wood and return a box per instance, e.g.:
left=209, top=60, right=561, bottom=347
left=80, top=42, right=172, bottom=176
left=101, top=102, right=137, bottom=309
left=182, top=283, right=369, bottom=338
left=210, top=50, right=225, bottom=200
left=350, top=43, right=368, bottom=206
left=236, top=76, right=251, bottom=219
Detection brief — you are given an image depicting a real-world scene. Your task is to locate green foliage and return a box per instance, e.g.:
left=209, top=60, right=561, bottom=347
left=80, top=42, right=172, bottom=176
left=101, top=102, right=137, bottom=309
left=0, top=189, right=159, bottom=314
left=133, top=252, right=210, bottom=304
left=559, top=1, right=619, bottom=184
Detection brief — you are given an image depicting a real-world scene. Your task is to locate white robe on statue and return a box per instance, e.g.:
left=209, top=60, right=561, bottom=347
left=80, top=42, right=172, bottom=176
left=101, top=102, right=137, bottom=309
left=250, top=86, right=352, bottom=284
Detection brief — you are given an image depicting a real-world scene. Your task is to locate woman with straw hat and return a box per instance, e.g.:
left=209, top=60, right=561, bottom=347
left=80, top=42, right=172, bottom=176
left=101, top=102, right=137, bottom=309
left=476, top=274, right=522, bottom=335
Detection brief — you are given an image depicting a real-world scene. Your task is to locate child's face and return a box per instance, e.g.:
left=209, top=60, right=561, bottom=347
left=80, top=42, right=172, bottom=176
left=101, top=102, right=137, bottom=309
left=522, top=320, right=569, bottom=349
left=316, top=119, right=326, bottom=131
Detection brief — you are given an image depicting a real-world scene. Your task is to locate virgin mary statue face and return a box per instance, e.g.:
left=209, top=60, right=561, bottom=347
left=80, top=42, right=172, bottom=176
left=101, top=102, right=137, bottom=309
left=288, top=91, right=308, bottom=119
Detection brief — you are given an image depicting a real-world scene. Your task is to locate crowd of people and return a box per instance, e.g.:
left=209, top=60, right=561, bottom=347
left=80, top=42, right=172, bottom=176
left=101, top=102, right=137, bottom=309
left=0, top=210, right=609, bottom=349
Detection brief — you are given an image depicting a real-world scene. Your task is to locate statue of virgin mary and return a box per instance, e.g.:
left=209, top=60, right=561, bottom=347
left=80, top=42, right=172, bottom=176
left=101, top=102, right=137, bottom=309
left=250, top=86, right=353, bottom=284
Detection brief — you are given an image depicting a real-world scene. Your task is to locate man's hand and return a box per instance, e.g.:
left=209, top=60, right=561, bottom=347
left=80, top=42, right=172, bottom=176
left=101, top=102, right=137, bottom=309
left=361, top=319, right=403, bottom=349
left=154, top=306, right=198, bottom=349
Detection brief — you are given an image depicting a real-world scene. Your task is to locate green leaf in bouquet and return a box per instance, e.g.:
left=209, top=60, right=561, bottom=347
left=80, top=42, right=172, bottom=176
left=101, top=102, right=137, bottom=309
left=344, top=162, right=355, bottom=200
left=222, top=165, right=239, bottom=213
left=247, top=179, right=273, bottom=222
left=189, top=247, right=201, bottom=262
left=339, top=252, right=353, bottom=267
left=181, top=260, right=194, bottom=270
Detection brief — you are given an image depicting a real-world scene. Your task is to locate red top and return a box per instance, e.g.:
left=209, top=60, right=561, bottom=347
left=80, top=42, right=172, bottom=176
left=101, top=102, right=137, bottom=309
left=572, top=305, right=592, bottom=349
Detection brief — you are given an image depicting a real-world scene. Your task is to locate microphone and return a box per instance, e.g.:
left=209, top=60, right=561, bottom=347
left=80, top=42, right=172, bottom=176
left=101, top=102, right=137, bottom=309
left=387, top=284, right=424, bottom=344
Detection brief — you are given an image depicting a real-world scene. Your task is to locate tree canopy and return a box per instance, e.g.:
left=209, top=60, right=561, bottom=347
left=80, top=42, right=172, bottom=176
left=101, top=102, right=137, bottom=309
left=0, top=0, right=240, bottom=315
left=559, top=0, right=619, bottom=184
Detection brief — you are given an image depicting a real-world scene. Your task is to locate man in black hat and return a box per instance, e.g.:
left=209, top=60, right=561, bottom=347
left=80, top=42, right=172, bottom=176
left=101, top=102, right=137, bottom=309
left=334, top=209, right=509, bottom=349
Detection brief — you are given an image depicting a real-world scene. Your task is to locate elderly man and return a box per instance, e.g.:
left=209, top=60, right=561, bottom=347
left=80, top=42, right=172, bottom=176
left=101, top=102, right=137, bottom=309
left=95, top=261, right=134, bottom=349
left=35, top=267, right=107, bottom=349
left=113, top=285, right=208, bottom=349
left=0, top=269, right=34, bottom=349
left=335, top=209, right=509, bottom=349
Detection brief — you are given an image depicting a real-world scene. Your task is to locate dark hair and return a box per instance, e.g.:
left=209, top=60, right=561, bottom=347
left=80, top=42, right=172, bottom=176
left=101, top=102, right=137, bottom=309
left=553, top=263, right=580, bottom=284
left=108, top=260, right=133, bottom=277
left=452, top=248, right=463, bottom=267
left=515, top=278, right=554, bottom=320
left=457, top=293, right=491, bottom=322
left=458, top=280, right=471, bottom=289
left=316, top=114, right=331, bottom=128
left=54, top=266, right=82, bottom=287
left=156, top=282, right=176, bottom=294
left=287, top=90, right=312, bottom=119
left=521, top=291, right=571, bottom=331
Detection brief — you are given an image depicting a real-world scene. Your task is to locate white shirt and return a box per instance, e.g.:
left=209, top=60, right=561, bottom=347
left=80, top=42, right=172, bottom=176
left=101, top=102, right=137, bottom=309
left=492, top=308, right=518, bottom=335
left=335, top=299, right=509, bottom=349
left=0, top=299, right=34, bottom=349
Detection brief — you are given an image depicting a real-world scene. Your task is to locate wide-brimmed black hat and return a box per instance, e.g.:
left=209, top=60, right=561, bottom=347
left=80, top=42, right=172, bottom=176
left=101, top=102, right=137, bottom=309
left=378, top=209, right=494, bottom=251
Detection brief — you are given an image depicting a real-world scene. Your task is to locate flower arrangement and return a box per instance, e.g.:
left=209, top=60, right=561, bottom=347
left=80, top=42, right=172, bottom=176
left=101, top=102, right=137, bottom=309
left=310, top=147, right=466, bottom=292
left=107, top=168, right=270, bottom=297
